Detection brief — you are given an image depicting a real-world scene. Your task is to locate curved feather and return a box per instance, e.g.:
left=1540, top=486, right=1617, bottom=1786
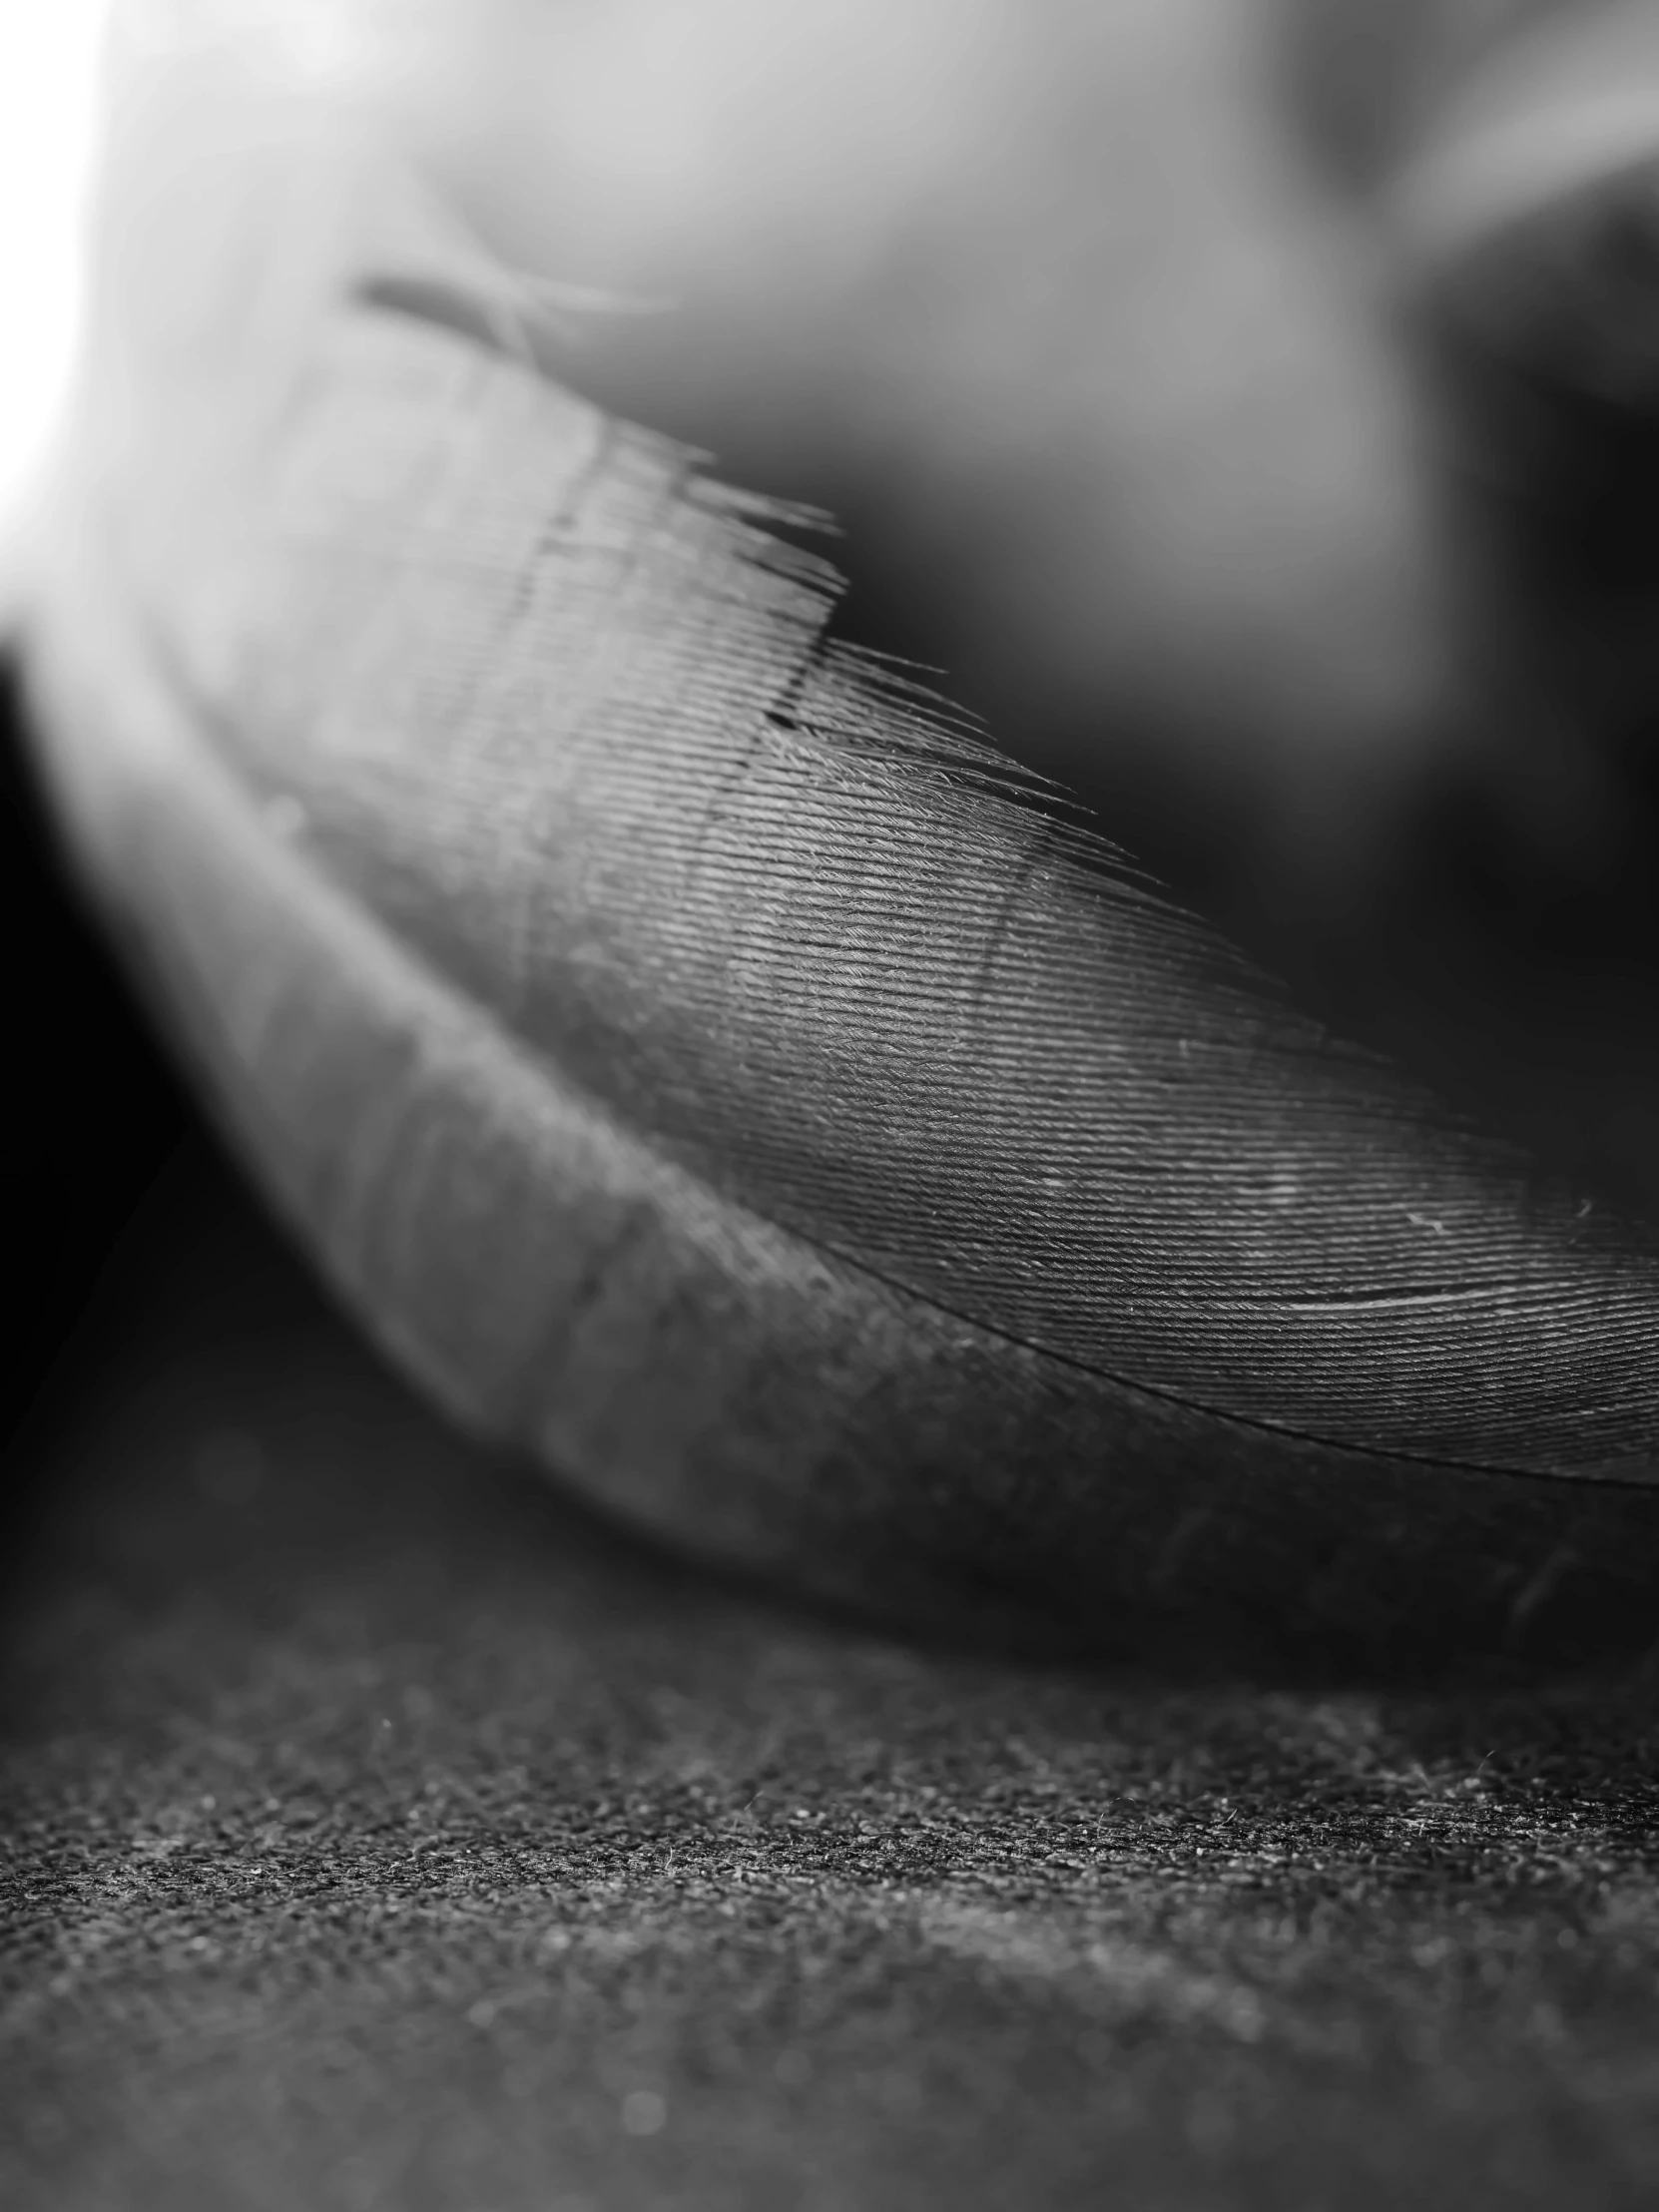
left=19, top=37, right=1659, bottom=1666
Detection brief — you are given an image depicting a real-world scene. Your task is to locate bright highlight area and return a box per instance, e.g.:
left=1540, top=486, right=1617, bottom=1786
left=0, top=0, right=112, bottom=557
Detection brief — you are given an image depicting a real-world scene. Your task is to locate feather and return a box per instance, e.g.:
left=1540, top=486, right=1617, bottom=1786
left=18, top=6, right=1659, bottom=1671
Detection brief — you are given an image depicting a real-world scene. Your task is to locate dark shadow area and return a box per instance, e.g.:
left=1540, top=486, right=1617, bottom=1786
left=0, top=658, right=195, bottom=1467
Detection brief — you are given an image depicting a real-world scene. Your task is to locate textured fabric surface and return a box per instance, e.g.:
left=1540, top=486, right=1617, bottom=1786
left=8, top=1157, right=1659, bottom=2211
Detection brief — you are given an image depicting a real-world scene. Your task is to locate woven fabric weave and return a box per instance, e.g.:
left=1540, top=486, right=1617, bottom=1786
left=7, top=1162, right=1659, bottom=2211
